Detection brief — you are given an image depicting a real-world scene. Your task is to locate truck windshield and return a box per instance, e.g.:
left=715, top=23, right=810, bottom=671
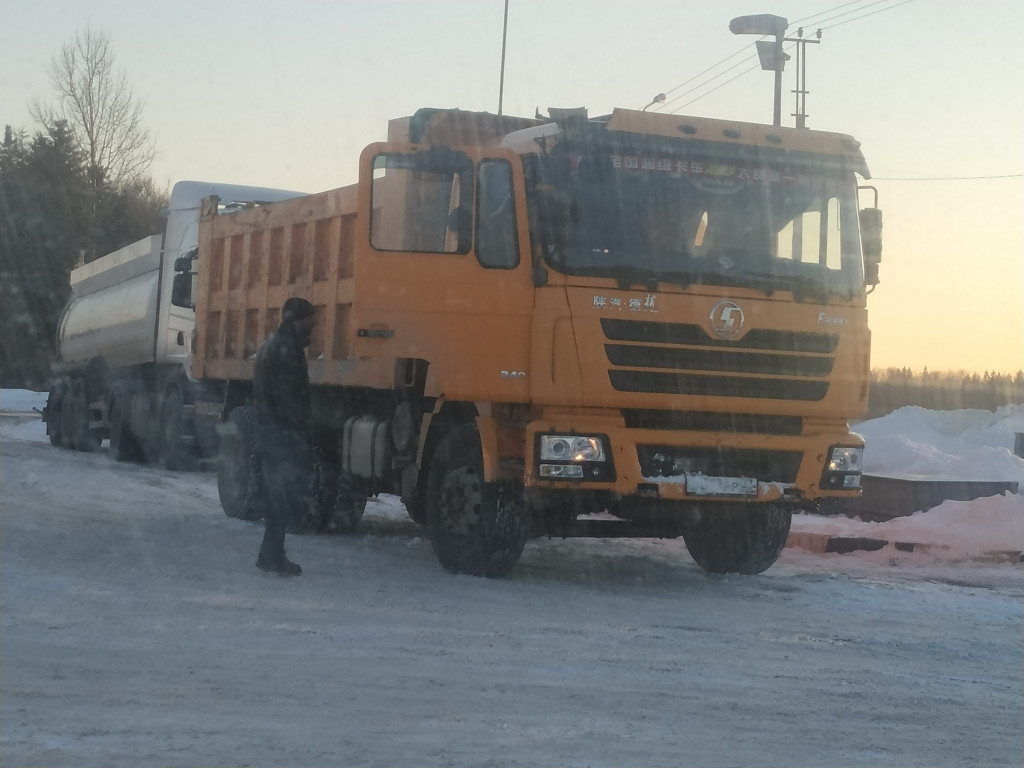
left=529, top=140, right=865, bottom=299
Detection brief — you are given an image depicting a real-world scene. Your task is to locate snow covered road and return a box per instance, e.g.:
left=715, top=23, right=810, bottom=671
left=1, top=410, right=1022, bottom=767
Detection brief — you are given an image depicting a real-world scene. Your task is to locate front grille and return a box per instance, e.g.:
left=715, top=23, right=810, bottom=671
left=605, top=344, right=834, bottom=377
left=601, top=318, right=839, bottom=353
left=638, top=445, right=803, bottom=484
left=622, top=409, right=803, bottom=435
left=602, top=318, right=835, bottom=402
left=609, top=371, right=829, bottom=400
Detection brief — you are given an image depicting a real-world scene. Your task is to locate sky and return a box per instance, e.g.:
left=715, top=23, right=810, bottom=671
left=1, top=0, right=1021, bottom=374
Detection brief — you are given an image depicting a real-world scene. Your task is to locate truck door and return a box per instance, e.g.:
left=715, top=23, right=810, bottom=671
left=354, top=143, right=534, bottom=402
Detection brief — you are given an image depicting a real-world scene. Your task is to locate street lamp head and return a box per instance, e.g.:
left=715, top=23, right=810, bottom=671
left=729, top=14, right=788, bottom=37
left=642, top=93, right=667, bottom=111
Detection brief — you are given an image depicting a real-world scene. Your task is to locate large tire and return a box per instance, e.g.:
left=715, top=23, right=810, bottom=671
left=58, top=382, right=77, bottom=449
left=217, top=406, right=265, bottom=521
left=109, top=387, right=143, bottom=462
left=46, top=382, right=65, bottom=447
left=72, top=380, right=101, bottom=452
left=425, top=425, right=528, bottom=577
left=161, top=388, right=194, bottom=471
left=682, top=504, right=792, bottom=575
left=61, top=379, right=99, bottom=452
left=308, top=435, right=366, bottom=533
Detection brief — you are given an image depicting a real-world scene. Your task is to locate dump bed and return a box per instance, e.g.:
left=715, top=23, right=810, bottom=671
left=193, top=183, right=379, bottom=386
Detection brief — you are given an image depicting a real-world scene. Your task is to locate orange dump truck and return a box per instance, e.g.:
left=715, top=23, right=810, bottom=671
left=179, top=106, right=882, bottom=577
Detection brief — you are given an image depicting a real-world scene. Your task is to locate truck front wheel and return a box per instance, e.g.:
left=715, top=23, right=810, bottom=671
left=682, top=503, right=792, bottom=575
left=217, top=406, right=265, bottom=521
left=425, top=425, right=527, bottom=577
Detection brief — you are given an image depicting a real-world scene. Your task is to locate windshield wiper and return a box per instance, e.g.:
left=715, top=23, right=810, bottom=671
left=742, top=271, right=833, bottom=303
left=614, top=267, right=692, bottom=291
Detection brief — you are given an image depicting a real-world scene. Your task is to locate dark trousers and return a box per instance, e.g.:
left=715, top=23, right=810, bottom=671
left=256, top=424, right=310, bottom=565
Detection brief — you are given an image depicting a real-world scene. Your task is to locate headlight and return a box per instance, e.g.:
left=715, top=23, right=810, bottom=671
left=828, top=446, right=863, bottom=472
left=539, top=435, right=606, bottom=462
left=820, top=444, right=864, bottom=491
left=536, top=433, right=615, bottom=482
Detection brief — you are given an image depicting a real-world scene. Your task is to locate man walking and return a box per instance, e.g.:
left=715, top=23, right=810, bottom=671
left=254, top=297, right=315, bottom=576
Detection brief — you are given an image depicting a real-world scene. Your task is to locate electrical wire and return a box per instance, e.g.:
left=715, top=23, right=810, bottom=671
left=647, top=0, right=914, bottom=114
left=873, top=174, right=1023, bottom=181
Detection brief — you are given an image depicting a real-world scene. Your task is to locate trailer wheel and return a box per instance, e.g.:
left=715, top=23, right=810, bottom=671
left=217, top=406, right=265, bottom=521
left=109, top=387, right=143, bottom=462
left=682, top=504, right=792, bottom=575
left=58, top=381, right=77, bottom=449
left=60, top=379, right=98, bottom=452
left=46, top=382, right=65, bottom=447
left=425, top=425, right=527, bottom=577
left=73, top=381, right=101, bottom=453
left=161, top=389, right=194, bottom=471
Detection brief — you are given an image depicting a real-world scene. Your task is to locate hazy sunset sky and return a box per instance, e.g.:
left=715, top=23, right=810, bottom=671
left=2, top=0, right=1021, bottom=374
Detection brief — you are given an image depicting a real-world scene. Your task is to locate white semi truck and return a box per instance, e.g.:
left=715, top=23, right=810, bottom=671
left=43, top=180, right=306, bottom=467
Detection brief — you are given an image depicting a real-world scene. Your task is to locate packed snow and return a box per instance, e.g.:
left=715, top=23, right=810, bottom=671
left=2, top=390, right=1021, bottom=767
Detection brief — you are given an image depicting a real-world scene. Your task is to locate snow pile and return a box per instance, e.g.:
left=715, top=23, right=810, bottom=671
left=788, top=404, right=1024, bottom=559
left=792, top=492, right=1023, bottom=558
left=0, top=389, right=47, bottom=414
left=857, top=404, right=1024, bottom=484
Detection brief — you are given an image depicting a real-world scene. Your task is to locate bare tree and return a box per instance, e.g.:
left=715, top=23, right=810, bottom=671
left=31, top=27, right=155, bottom=190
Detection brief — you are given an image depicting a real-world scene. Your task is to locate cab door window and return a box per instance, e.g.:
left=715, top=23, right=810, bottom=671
left=370, top=149, right=472, bottom=254
left=475, top=159, right=519, bottom=269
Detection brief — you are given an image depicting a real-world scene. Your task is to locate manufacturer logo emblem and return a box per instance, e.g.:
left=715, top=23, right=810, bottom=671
left=709, top=300, right=745, bottom=339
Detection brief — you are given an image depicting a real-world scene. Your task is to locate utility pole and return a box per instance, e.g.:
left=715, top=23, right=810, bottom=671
left=791, top=27, right=822, bottom=129
left=729, top=14, right=821, bottom=128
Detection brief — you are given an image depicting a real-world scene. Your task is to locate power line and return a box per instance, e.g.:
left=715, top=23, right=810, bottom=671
left=818, top=0, right=915, bottom=31
left=874, top=174, right=1023, bottom=181
left=793, top=0, right=901, bottom=30
left=651, top=0, right=914, bottom=114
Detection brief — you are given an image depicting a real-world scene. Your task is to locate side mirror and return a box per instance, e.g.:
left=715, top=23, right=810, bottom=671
left=447, top=206, right=472, bottom=254
left=860, top=208, right=883, bottom=286
left=171, top=272, right=194, bottom=309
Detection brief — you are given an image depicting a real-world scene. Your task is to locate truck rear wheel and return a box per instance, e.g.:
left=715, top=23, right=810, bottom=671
left=309, top=436, right=366, bottom=533
left=217, top=406, right=265, bottom=521
left=425, top=425, right=527, bottom=577
left=682, top=504, right=792, bottom=575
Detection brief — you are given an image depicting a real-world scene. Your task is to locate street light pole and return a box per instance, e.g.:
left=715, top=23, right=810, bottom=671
left=730, top=14, right=789, bottom=127
left=498, top=0, right=509, bottom=116
left=772, top=29, right=784, bottom=127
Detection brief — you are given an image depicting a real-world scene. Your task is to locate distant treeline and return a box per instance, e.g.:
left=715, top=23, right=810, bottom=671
left=866, top=368, right=1024, bottom=418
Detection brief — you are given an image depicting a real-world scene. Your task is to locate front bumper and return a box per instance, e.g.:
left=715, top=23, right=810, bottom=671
left=523, top=410, right=863, bottom=504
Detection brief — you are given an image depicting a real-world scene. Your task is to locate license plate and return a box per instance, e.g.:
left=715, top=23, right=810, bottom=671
left=685, top=474, right=758, bottom=497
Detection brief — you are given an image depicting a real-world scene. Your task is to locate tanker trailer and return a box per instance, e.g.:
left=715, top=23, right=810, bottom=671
left=43, top=180, right=306, bottom=467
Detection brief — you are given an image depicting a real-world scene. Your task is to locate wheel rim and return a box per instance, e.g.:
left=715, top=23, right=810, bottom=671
left=438, top=465, right=481, bottom=541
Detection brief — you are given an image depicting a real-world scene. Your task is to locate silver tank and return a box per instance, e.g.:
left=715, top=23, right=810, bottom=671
left=57, top=234, right=163, bottom=369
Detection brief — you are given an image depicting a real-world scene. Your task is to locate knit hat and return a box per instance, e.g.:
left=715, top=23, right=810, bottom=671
left=282, top=297, right=315, bottom=321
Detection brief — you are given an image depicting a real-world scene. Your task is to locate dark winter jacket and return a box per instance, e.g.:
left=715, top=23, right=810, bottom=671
left=254, top=321, right=311, bottom=436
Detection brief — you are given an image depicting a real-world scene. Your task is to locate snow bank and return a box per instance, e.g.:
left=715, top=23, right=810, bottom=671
left=857, top=404, right=1024, bottom=485
left=0, top=389, right=48, bottom=414
left=793, top=492, right=1024, bottom=557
